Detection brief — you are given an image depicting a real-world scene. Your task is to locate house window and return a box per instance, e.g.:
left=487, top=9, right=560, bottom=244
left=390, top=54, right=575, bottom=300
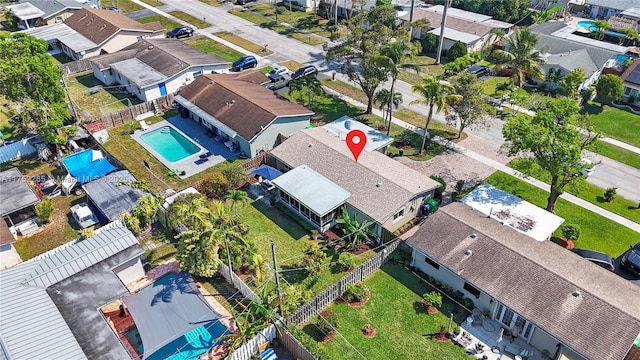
left=625, top=87, right=632, bottom=96
left=424, top=256, right=440, bottom=269
left=464, top=282, right=481, bottom=298
left=393, top=209, right=404, bottom=221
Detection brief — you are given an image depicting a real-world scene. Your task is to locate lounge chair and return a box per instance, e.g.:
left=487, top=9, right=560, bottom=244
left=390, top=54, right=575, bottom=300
left=140, top=120, right=149, bottom=131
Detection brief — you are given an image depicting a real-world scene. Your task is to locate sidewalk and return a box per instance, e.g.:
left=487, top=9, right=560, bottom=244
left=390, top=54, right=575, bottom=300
left=323, top=86, right=640, bottom=233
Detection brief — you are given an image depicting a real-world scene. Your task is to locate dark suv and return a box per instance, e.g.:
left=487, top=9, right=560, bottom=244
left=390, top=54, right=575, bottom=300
left=231, top=55, right=257, bottom=71
left=166, top=26, right=194, bottom=39
left=621, top=242, right=640, bottom=276
left=571, top=248, right=615, bottom=272
left=291, top=65, right=318, bottom=80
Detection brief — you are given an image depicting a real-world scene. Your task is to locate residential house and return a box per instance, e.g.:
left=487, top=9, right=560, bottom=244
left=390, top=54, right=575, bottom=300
left=0, top=167, right=41, bottom=238
left=83, top=170, right=145, bottom=223
left=23, top=8, right=164, bottom=60
left=5, top=0, right=87, bottom=29
left=323, top=115, right=394, bottom=154
left=174, top=72, right=314, bottom=158
left=621, top=58, right=640, bottom=105
left=539, top=49, right=598, bottom=90
left=0, top=222, right=144, bottom=359
left=89, top=39, right=229, bottom=102
left=585, top=0, right=637, bottom=19
left=399, top=5, right=512, bottom=52
left=407, top=202, right=640, bottom=360
left=269, top=127, right=440, bottom=239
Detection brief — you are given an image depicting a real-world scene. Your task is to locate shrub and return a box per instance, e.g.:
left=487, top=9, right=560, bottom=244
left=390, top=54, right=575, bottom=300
left=196, top=171, right=229, bottom=199
left=430, top=175, right=446, bottom=199
left=463, top=297, right=475, bottom=310
left=342, top=283, right=368, bottom=303
left=35, top=198, right=54, bottom=223
left=219, top=162, right=248, bottom=188
left=447, top=41, right=468, bottom=62
left=421, top=33, right=438, bottom=54
left=338, top=252, right=356, bottom=271
left=121, top=213, right=141, bottom=235
left=422, top=291, right=442, bottom=308
left=79, top=228, right=94, bottom=240
left=316, top=310, right=338, bottom=336
left=455, top=180, right=465, bottom=193
left=561, top=224, right=581, bottom=241
left=604, top=187, right=617, bottom=202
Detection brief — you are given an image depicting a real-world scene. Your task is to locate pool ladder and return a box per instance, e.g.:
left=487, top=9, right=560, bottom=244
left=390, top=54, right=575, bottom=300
left=160, top=127, right=170, bottom=133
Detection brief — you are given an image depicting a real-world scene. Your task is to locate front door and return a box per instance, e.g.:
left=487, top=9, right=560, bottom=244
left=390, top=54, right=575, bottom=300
left=495, top=303, right=535, bottom=341
left=158, top=82, right=167, bottom=96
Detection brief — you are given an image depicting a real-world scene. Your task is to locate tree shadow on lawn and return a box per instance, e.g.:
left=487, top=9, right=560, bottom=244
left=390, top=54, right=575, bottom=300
left=579, top=102, right=603, bottom=116
left=250, top=200, right=308, bottom=240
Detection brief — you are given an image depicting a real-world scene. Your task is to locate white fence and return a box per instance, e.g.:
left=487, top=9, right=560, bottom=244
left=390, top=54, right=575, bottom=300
left=218, top=262, right=259, bottom=302
left=285, top=240, right=399, bottom=326
left=228, top=325, right=276, bottom=360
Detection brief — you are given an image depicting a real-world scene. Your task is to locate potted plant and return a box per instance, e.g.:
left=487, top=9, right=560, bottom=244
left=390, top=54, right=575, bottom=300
left=421, top=291, right=442, bottom=314
left=475, top=343, right=485, bottom=353
left=558, top=224, right=581, bottom=249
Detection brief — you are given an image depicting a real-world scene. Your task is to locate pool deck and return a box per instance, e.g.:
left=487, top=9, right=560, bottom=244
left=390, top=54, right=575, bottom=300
left=553, top=18, right=630, bottom=53
left=131, top=117, right=239, bottom=179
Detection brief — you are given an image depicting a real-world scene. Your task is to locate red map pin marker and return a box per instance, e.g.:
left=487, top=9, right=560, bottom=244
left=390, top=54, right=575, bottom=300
left=346, top=129, right=366, bottom=163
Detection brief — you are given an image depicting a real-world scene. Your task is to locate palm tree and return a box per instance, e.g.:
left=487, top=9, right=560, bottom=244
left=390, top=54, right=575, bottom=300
left=225, top=190, right=250, bottom=214
left=376, top=39, right=420, bottom=135
left=289, top=77, right=323, bottom=108
left=492, top=28, right=545, bottom=87
left=373, top=89, right=402, bottom=132
left=593, top=19, right=610, bottom=40
left=622, top=28, right=639, bottom=46
left=410, top=76, right=462, bottom=155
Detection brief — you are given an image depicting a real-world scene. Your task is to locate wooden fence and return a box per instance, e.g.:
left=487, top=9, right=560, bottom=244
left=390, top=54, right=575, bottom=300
left=284, top=240, right=399, bottom=326
left=240, top=151, right=267, bottom=172
left=276, top=325, right=317, bottom=360
left=60, top=59, right=92, bottom=75
left=228, top=325, right=276, bottom=360
left=218, top=262, right=259, bottom=302
left=93, top=94, right=175, bottom=129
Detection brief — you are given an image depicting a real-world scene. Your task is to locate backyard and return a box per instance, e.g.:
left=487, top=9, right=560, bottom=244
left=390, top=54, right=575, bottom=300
left=304, top=264, right=473, bottom=360
left=485, top=171, right=640, bottom=257
left=66, top=72, right=140, bottom=118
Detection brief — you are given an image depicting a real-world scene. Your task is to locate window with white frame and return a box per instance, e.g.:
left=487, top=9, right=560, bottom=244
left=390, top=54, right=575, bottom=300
left=393, top=209, right=404, bottom=221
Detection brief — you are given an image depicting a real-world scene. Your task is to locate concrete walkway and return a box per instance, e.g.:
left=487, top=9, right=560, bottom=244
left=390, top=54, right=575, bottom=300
left=322, top=86, right=640, bottom=234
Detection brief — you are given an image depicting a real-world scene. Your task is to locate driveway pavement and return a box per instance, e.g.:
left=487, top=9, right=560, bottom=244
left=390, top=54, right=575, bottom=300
left=0, top=244, right=22, bottom=269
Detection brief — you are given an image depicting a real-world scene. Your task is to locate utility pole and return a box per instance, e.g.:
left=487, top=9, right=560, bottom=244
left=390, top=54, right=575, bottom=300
left=408, top=0, right=415, bottom=39
left=271, top=239, right=283, bottom=315
left=435, top=0, right=451, bottom=65
left=225, top=238, right=235, bottom=287
left=274, top=0, right=278, bottom=24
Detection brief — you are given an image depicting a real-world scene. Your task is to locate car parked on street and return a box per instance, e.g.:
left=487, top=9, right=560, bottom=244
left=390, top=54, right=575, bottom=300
left=33, top=173, right=61, bottom=199
left=571, top=248, right=615, bottom=271
left=621, top=242, right=640, bottom=277
left=291, top=64, right=318, bottom=80
left=231, top=55, right=257, bottom=71
left=166, top=25, right=194, bottom=39
left=581, top=158, right=595, bottom=177
left=71, top=202, right=99, bottom=229
left=103, top=6, right=123, bottom=12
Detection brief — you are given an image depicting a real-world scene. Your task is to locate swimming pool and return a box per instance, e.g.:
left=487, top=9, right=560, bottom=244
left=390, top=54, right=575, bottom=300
left=576, top=20, right=625, bottom=37
left=140, top=126, right=200, bottom=163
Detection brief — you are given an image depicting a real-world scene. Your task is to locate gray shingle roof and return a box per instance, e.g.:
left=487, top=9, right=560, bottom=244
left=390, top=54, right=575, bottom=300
left=22, top=221, right=140, bottom=288
left=586, top=0, right=638, bottom=11
left=18, top=0, right=83, bottom=19
left=0, top=262, right=86, bottom=360
left=0, top=167, right=40, bottom=217
left=407, top=202, right=640, bottom=360
left=544, top=48, right=598, bottom=74
left=270, top=128, right=439, bottom=224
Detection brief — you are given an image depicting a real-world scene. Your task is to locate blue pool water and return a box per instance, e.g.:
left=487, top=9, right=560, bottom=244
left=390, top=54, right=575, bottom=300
left=576, top=20, right=625, bottom=37
left=141, top=126, right=200, bottom=162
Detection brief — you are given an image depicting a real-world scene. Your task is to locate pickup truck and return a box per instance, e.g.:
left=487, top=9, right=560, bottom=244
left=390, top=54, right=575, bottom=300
left=71, top=202, right=99, bottom=229
left=262, top=73, right=291, bottom=91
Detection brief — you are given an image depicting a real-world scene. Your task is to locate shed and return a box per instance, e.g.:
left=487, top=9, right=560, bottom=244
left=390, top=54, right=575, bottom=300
left=0, top=167, right=40, bottom=218
left=0, top=137, right=37, bottom=164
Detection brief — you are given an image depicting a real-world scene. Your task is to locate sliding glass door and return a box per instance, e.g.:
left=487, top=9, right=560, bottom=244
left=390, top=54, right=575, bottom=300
left=495, top=303, right=535, bottom=341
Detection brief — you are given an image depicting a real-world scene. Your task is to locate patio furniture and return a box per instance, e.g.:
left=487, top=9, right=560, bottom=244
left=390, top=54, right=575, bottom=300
left=504, top=345, right=531, bottom=360
left=194, top=158, right=209, bottom=165
left=198, top=152, right=212, bottom=159
left=139, top=120, right=149, bottom=131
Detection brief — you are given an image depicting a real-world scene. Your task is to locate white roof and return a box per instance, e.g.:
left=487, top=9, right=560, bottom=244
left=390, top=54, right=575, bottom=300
left=621, top=8, right=640, bottom=19
left=428, top=27, right=481, bottom=44
left=6, top=3, right=45, bottom=20
left=58, top=31, right=97, bottom=52
left=75, top=205, right=93, bottom=218
left=460, top=183, right=565, bottom=242
left=110, top=58, right=167, bottom=88
left=322, top=115, right=394, bottom=152
left=427, top=5, right=492, bottom=22
left=272, top=165, right=350, bottom=216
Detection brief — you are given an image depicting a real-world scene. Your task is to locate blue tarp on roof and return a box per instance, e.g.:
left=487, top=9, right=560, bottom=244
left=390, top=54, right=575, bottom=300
left=62, top=149, right=117, bottom=184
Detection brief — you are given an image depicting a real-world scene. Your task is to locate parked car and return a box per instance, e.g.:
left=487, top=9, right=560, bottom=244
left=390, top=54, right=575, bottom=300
left=166, top=25, right=194, bottom=39
left=103, top=6, right=123, bottom=12
left=262, top=73, right=292, bottom=90
left=571, top=248, right=615, bottom=272
left=291, top=65, right=318, bottom=80
left=621, top=242, right=640, bottom=277
left=581, top=158, right=595, bottom=177
left=467, top=65, right=491, bottom=78
left=71, top=202, right=99, bottom=229
left=231, top=55, right=257, bottom=71
left=33, top=173, right=61, bottom=199
left=267, top=65, right=290, bottom=80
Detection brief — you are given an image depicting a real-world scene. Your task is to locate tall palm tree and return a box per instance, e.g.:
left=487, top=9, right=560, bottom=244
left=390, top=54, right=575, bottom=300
left=410, top=76, right=462, bottom=155
left=376, top=39, right=420, bottom=135
left=593, top=19, right=610, bottom=40
left=374, top=89, right=402, bottom=132
left=492, top=28, right=545, bottom=87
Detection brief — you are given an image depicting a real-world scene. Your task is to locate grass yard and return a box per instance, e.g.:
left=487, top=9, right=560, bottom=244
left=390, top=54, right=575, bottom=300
left=307, top=264, right=473, bottom=360
left=138, top=0, right=164, bottom=6
left=398, top=56, right=445, bottom=86
left=0, top=96, right=26, bottom=142
left=320, top=78, right=369, bottom=105
left=581, top=102, right=640, bottom=147
left=198, top=0, right=225, bottom=6
left=100, top=0, right=143, bottom=12
left=214, top=31, right=272, bottom=55
left=137, top=14, right=181, bottom=31
left=184, top=37, right=243, bottom=62
left=5, top=159, right=81, bottom=260
left=479, top=77, right=512, bottom=98
left=485, top=171, right=640, bottom=257
left=237, top=200, right=374, bottom=293
left=245, top=3, right=346, bottom=39
left=144, top=243, right=177, bottom=266
left=394, top=109, right=466, bottom=142
left=66, top=71, right=139, bottom=117
left=588, top=140, right=640, bottom=169
left=168, top=11, right=210, bottom=29
left=280, top=60, right=304, bottom=71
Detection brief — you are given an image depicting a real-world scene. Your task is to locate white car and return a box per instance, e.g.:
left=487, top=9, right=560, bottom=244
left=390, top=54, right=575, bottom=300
left=581, top=158, right=595, bottom=177
left=267, top=65, right=290, bottom=80
left=71, top=202, right=99, bottom=228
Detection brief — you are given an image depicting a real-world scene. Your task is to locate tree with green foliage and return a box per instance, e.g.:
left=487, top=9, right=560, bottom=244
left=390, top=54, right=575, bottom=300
left=376, top=38, right=420, bottom=134
left=559, top=68, right=586, bottom=99
left=336, top=207, right=375, bottom=250
left=446, top=72, right=491, bottom=138
left=501, top=99, right=600, bottom=212
left=410, top=76, right=462, bottom=155
left=492, top=28, right=545, bottom=87
left=452, top=0, right=529, bottom=23
left=533, top=5, right=562, bottom=24
left=561, top=224, right=580, bottom=241
left=224, top=189, right=250, bottom=214
left=132, top=195, right=161, bottom=229
left=595, top=74, right=623, bottom=107
left=0, top=33, right=70, bottom=144
left=196, top=171, right=229, bottom=199
left=593, top=19, right=610, bottom=40
left=219, top=162, right=248, bottom=188
left=447, top=41, right=468, bottom=62
left=289, top=76, right=323, bottom=108
left=120, top=213, right=141, bottom=235
left=421, top=33, right=438, bottom=55
left=35, top=198, right=54, bottom=223
left=374, top=89, right=402, bottom=133
left=325, top=5, right=401, bottom=113
left=621, top=28, right=639, bottom=46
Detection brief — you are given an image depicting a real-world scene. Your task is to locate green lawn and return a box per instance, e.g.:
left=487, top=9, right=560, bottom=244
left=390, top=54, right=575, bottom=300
left=66, top=71, right=140, bottom=118
left=237, top=200, right=374, bottom=292
left=100, top=0, right=143, bottom=12
left=168, top=11, right=210, bottom=29
left=184, top=37, right=243, bottom=62
left=485, top=171, right=640, bottom=257
left=398, top=56, right=445, bottom=86
left=394, top=109, right=467, bottom=142
left=214, top=31, right=272, bottom=55
left=479, top=77, right=512, bottom=98
left=587, top=140, right=640, bottom=169
left=308, top=264, right=474, bottom=360
left=139, top=0, right=164, bottom=6
left=581, top=102, right=640, bottom=147
left=245, top=3, right=346, bottom=39
left=137, top=14, right=181, bottom=31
